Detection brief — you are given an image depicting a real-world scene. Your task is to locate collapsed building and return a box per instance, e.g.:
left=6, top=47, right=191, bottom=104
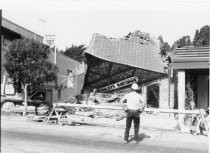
left=82, top=31, right=171, bottom=109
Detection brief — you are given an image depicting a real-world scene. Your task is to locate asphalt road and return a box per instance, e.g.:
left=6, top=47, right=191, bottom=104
left=1, top=117, right=209, bottom=153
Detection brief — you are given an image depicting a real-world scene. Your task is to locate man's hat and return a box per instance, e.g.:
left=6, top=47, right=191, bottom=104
left=131, top=83, right=139, bottom=90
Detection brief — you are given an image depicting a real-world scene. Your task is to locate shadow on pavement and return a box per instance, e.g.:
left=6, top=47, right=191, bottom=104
left=129, top=133, right=151, bottom=143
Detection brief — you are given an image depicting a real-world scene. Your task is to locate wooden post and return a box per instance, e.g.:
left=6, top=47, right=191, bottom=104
left=142, top=86, right=147, bottom=107
left=45, top=104, right=57, bottom=125
left=168, top=68, right=171, bottom=109
left=177, top=70, right=185, bottom=131
left=168, top=67, right=173, bottom=117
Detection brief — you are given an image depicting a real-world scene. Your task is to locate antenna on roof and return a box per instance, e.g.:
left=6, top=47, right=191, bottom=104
left=39, top=18, right=47, bottom=37
left=39, top=18, right=47, bottom=23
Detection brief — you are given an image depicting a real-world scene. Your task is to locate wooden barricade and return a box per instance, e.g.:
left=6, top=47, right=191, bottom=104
left=54, top=103, right=200, bottom=114
left=44, top=103, right=210, bottom=137
left=45, top=103, right=201, bottom=125
left=45, top=104, right=68, bottom=125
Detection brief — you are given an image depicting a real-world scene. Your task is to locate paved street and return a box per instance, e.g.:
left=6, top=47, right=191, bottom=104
left=1, top=116, right=208, bottom=153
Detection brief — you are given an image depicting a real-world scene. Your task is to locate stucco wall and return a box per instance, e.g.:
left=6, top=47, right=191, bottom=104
left=2, top=18, right=43, bottom=43
left=49, top=50, right=85, bottom=102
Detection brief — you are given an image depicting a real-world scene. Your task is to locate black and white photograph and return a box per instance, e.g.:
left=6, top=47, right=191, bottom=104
left=0, top=0, right=210, bottom=153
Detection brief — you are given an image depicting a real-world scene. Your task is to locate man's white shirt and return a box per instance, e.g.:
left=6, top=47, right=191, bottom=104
left=120, top=91, right=145, bottom=111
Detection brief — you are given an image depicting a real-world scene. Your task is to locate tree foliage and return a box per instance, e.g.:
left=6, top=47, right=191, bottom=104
left=158, top=36, right=171, bottom=57
left=193, top=25, right=210, bottom=46
left=171, top=25, right=209, bottom=50
left=4, top=38, right=58, bottom=93
left=171, top=36, right=192, bottom=50
left=62, top=44, right=86, bottom=63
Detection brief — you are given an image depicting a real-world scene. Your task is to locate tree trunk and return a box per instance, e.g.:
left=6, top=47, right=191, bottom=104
left=22, top=84, right=29, bottom=116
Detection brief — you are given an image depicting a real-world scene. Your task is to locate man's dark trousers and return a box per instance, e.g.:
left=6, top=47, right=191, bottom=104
left=124, top=109, right=140, bottom=142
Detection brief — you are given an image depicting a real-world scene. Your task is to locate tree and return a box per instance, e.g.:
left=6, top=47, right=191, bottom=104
left=158, top=36, right=171, bottom=57
left=193, top=25, right=210, bottom=46
left=62, top=44, right=86, bottom=63
left=171, top=36, right=192, bottom=50
left=4, top=38, right=58, bottom=116
left=193, top=30, right=200, bottom=46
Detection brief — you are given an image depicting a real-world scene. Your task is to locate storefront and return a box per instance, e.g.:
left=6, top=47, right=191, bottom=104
left=170, top=46, right=209, bottom=110
left=169, top=46, right=209, bottom=129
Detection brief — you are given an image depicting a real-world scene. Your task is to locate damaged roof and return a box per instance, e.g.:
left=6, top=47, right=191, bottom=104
left=83, top=31, right=167, bottom=92
left=85, top=31, right=165, bottom=74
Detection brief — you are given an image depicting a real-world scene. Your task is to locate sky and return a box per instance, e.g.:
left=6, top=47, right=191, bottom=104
left=1, top=0, right=210, bottom=50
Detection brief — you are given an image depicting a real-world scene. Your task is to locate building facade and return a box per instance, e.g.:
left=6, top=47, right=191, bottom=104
left=1, top=17, right=43, bottom=84
left=170, top=46, right=209, bottom=110
left=49, top=50, right=85, bottom=102
left=1, top=17, right=84, bottom=106
left=169, top=46, right=209, bottom=129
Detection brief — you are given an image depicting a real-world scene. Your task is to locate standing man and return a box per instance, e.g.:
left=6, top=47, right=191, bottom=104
left=120, top=83, right=146, bottom=144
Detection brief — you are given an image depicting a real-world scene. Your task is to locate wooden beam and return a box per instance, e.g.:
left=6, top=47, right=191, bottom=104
left=87, top=67, right=133, bottom=85
left=45, top=104, right=57, bottom=125
left=89, top=62, right=113, bottom=76
left=88, top=70, right=106, bottom=76
left=54, top=103, right=200, bottom=114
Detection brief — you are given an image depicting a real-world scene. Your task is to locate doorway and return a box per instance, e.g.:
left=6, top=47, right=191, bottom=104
left=197, top=76, right=209, bottom=109
left=147, top=84, right=159, bottom=108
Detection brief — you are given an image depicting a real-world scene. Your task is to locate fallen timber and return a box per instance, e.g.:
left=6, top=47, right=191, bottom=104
left=44, top=103, right=209, bottom=135
left=44, top=103, right=204, bottom=130
left=54, top=103, right=200, bottom=114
